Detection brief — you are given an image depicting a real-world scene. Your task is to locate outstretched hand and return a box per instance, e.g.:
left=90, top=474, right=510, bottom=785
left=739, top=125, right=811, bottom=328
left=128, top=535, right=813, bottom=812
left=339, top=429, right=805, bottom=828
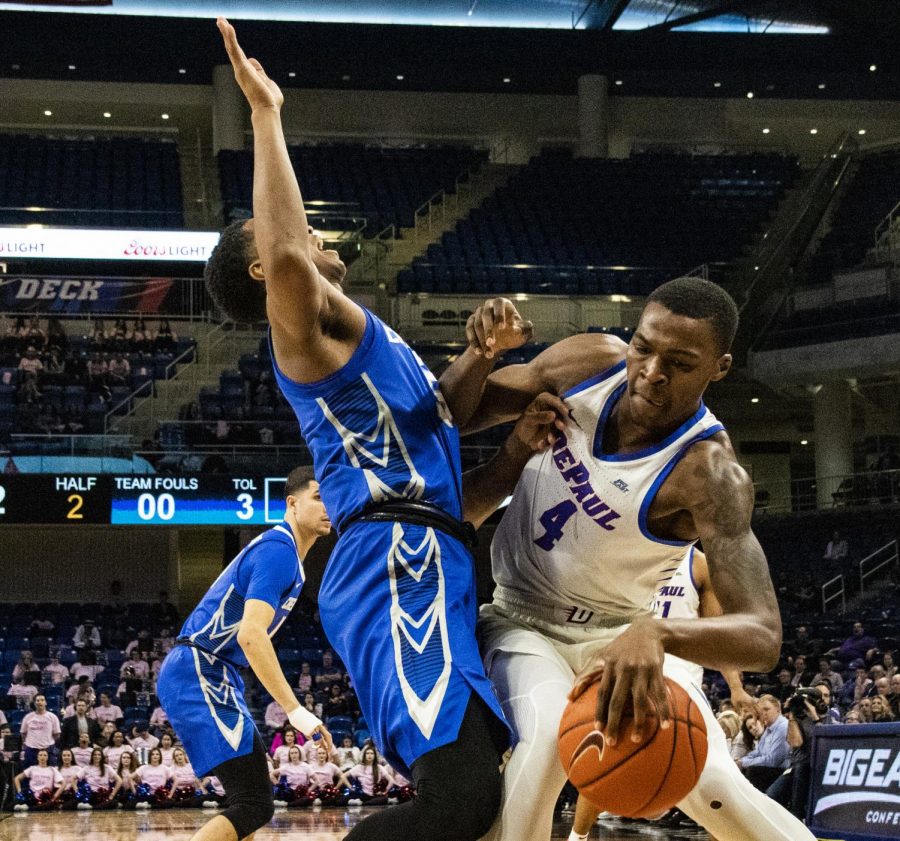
left=466, top=297, right=534, bottom=359
left=217, top=17, right=284, bottom=113
left=569, top=617, right=671, bottom=745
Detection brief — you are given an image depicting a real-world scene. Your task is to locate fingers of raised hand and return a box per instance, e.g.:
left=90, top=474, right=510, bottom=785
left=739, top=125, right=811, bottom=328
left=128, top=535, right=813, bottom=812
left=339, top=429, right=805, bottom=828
left=601, top=667, right=630, bottom=745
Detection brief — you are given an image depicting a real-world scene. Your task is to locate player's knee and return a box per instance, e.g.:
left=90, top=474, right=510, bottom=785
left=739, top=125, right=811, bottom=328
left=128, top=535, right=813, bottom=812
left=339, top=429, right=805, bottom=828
left=223, top=789, right=274, bottom=838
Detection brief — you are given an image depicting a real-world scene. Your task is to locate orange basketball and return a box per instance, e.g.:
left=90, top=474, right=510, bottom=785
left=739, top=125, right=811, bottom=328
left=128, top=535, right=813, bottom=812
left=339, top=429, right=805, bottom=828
left=558, top=676, right=708, bottom=818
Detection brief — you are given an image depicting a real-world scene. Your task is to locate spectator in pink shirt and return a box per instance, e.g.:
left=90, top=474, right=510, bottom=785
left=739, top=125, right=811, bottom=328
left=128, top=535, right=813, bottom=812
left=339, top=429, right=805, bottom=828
left=129, top=723, right=160, bottom=752
left=307, top=744, right=349, bottom=806
left=347, top=743, right=395, bottom=806
left=270, top=745, right=314, bottom=807
left=42, top=656, right=69, bottom=686
left=121, top=653, right=149, bottom=680
left=265, top=700, right=289, bottom=732
left=133, top=747, right=172, bottom=808
left=72, top=732, right=94, bottom=767
left=116, top=750, right=139, bottom=805
left=13, top=749, right=62, bottom=811
left=81, top=747, right=122, bottom=808
left=21, top=694, right=61, bottom=767
left=167, top=746, right=202, bottom=805
left=70, top=653, right=105, bottom=683
left=149, top=704, right=169, bottom=733
left=103, top=731, right=134, bottom=771
left=158, top=732, right=176, bottom=766
left=51, top=748, right=83, bottom=809
left=296, top=662, right=313, bottom=694
left=272, top=727, right=299, bottom=767
left=94, top=693, right=124, bottom=728
left=66, top=676, right=95, bottom=707
left=11, top=651, right=40, bottom=684
left=125, top=629, right=153, bottom=658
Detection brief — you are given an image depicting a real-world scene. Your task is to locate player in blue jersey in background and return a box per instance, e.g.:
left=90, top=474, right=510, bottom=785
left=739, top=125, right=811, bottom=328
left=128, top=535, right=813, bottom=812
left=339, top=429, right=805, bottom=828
left=157, top=468, right=333, bottom=841
left=203, top=18, right=565, bottom=841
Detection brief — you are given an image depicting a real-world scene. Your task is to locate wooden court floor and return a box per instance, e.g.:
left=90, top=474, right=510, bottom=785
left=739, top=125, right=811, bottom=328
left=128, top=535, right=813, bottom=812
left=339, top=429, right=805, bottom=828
left=0, top=806, right=712, bottom=840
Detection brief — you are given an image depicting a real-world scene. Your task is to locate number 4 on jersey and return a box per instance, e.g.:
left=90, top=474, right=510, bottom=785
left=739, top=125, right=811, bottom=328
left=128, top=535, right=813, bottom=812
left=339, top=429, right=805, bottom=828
left=534, top=500, right=577, bottom=551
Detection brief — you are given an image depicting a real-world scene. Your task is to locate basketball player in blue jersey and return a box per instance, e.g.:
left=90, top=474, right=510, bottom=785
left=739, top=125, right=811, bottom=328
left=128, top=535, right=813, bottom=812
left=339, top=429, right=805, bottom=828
left=202, top=19, right=552, bottom=841
left=156, top=468, right=333, bottom=841
left=444, top=277, right=815, bottom=840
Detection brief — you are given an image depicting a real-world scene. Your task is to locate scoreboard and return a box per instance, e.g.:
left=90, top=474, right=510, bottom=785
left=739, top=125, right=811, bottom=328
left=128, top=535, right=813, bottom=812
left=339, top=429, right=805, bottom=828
left=0, top=475, right=290, bottom=526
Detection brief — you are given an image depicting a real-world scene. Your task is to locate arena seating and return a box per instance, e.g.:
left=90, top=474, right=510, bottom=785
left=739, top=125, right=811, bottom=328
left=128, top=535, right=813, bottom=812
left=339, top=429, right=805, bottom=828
left=396, top=148, right=799, bottom=294
left=0, top=134, right=184, bottom=227
left=761, top=298, right=900, bottom=349
left=807, top=149, right=900, bottom=283
left=0, top=319, right=196, bottom=443
left=217, top=143, right=488, bottom=233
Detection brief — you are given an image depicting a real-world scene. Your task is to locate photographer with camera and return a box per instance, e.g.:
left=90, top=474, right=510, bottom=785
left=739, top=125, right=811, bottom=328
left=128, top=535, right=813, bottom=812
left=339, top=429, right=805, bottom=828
left=766, top=686, right=827, bottom=819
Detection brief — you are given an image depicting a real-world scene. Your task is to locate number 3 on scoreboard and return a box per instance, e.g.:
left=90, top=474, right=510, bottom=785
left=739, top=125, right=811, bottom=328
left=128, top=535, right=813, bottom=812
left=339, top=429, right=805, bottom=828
left=236, top=492, right=254, bottom=521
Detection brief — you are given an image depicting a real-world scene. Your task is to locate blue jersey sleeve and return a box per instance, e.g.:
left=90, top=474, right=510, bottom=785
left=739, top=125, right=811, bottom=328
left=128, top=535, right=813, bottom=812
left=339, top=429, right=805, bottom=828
left=240, top=539, right=299, bottom=611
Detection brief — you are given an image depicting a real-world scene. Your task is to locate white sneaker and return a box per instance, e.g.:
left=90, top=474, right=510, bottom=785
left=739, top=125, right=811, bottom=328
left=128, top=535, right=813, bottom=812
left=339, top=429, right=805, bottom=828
left=347, top=798, right=363, bottom=806
left=312, top=797, right=323, bottom=806
left=388, top=797, right=399, bottom=805
left=273, top=799, right=288, bottom=807
left=13, top=804, right=29, bottom=812
left=135, top=801, right=151, bottom=809
left=77, top=802, right=93, bottom=810
left=202, top=800, right=219, bottom=808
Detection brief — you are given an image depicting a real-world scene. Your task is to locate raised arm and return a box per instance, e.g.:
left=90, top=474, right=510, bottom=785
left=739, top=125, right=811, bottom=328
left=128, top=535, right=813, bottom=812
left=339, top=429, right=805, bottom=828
left=217, top=19, right=365, bottom=370
left=456, top=333, right=626, bottom=435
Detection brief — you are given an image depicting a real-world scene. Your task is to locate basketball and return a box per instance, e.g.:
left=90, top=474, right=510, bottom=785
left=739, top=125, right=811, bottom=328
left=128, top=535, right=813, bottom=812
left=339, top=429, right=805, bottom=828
left=558, top=676, right=708, bottom=818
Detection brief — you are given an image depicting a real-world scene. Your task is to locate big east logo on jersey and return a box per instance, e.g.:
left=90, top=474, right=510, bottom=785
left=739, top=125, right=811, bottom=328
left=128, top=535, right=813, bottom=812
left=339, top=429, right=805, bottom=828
left=281, top=597, right=298, bottom=612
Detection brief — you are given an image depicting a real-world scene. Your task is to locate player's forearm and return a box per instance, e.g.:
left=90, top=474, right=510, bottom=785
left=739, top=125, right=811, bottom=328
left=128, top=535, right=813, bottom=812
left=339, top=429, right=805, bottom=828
left=722, top=668, right=744, bottom=696
left=657, top=614, right=781, bottom=672
left=238, top=625, right=298, bottom=714
left=250, top=109, right=311, bottom=272
left=438, top=347, right=499, bottom=430
left=462, top=436, right=531, bottom=528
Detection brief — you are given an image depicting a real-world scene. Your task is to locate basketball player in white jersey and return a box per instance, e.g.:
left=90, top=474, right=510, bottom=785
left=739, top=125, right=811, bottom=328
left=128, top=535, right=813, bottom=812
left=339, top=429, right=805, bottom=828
left=444, top=277, right=814, bottom=841
left=570, top=546, right=753, bottom=840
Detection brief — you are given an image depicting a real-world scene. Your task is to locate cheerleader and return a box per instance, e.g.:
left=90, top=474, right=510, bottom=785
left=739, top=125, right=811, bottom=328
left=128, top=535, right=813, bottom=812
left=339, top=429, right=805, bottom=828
left=272, top=726, right=298, bottom=767
left=72, top=732, right=93, bottom=767
left=116, top=750, right=139, bottom=807
left=50, top=749, right=83, bottom=810
left=79, top=747, right=122, bottom=809
left=336, top=735, right=361, bottom=771
left=201, top=775, right=227, bottom=808
left=167, top=746, right=202, bottom=806
left=307, top=743, right=349, bottom=806
left=270, top=745, right=314, bottom=807
left=159, top=732, right=177, bottom=766
left=133, top=747, right=172, bottom=809
left=13, top=750, right=63, bottom=811
left=104, top=730, right=135, bottom=771
left=347, top=743, right=394, bottom=806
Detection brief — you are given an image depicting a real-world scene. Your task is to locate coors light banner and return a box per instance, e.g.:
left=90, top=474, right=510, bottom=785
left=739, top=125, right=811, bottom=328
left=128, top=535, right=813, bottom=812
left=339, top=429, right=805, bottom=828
left=0, top=227, right=219, bottom=262
left=808, top=723, right=900, bottom=841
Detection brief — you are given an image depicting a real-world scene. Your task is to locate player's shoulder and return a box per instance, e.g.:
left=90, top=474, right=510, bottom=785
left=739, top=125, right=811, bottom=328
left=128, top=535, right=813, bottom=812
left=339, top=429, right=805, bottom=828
left=538, top=333, right=627, bottom=395
left=675, top=430, right=752, bottom=497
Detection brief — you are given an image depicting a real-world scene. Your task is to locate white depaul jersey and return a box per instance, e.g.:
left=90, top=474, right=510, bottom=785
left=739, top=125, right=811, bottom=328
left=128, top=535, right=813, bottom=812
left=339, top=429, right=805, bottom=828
left=652, top=547, right=701, bottom=621
left=652, top=547, right=704, bottom=686
left=491, top=359, right=724, bottom=624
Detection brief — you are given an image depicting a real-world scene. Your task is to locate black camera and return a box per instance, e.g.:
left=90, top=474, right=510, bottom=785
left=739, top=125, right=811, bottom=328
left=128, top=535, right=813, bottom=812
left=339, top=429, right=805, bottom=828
left=786, top=687, right=828, bottom=720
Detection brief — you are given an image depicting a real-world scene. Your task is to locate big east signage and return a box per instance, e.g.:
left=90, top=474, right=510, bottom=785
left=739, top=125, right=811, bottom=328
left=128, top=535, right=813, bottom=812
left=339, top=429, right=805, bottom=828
left=809, top=724, right=900, bottom=841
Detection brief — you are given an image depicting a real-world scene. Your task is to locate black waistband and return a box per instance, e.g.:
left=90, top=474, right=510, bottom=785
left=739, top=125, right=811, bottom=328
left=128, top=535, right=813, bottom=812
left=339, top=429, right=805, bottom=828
left=175, top=637, right=243, bottom=672
left=340, top=499, right=478, bottom=550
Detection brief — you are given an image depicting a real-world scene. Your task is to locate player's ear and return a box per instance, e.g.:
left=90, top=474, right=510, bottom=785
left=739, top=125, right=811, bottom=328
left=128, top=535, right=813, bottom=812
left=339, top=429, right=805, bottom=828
left=248, top=259, right=265, bottom=282
left=710, top=353, right=731, bottom=382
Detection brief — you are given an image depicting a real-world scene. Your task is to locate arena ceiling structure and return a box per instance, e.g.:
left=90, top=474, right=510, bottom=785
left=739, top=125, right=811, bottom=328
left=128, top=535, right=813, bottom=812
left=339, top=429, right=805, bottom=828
left=0, top=0, right=898, bottom=96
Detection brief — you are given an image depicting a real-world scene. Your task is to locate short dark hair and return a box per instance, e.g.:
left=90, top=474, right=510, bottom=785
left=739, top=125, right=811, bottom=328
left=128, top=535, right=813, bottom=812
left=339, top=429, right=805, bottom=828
left=644, top=276, right=739, bottom=355
left=204, top=219, right=267, bottom=323
left=285, top=466, right=315, bottom=498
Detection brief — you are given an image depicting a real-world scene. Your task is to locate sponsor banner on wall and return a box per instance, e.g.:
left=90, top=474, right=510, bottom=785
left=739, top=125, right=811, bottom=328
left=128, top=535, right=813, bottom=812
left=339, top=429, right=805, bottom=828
left=0, top=276, right=176, bottom=314
left=0, top=227, right=219, bottom=262
left=809, top=723, right=900, bottom=841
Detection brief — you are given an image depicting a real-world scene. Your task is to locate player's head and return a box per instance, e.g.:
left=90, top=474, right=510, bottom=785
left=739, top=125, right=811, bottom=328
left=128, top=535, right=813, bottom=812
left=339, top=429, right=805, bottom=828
left=285, top=468, right=332, bottom=537
left=204, top=218, right=347, bottom=323
left=627, top=277, right=738, bottom=430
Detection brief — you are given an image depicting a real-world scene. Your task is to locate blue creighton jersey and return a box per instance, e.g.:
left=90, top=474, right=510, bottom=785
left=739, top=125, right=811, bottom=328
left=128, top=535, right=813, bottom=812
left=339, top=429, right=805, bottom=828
left=270, top=308, right=463, bottom=529
left=179, top=523, right=305, bottom=667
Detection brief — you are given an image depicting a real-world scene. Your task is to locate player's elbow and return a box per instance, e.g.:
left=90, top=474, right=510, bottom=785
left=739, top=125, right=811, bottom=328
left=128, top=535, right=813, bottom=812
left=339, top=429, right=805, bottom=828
left=751, top=621, right=782, bottom=671
left=237, top=624, right=263, bottom=654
